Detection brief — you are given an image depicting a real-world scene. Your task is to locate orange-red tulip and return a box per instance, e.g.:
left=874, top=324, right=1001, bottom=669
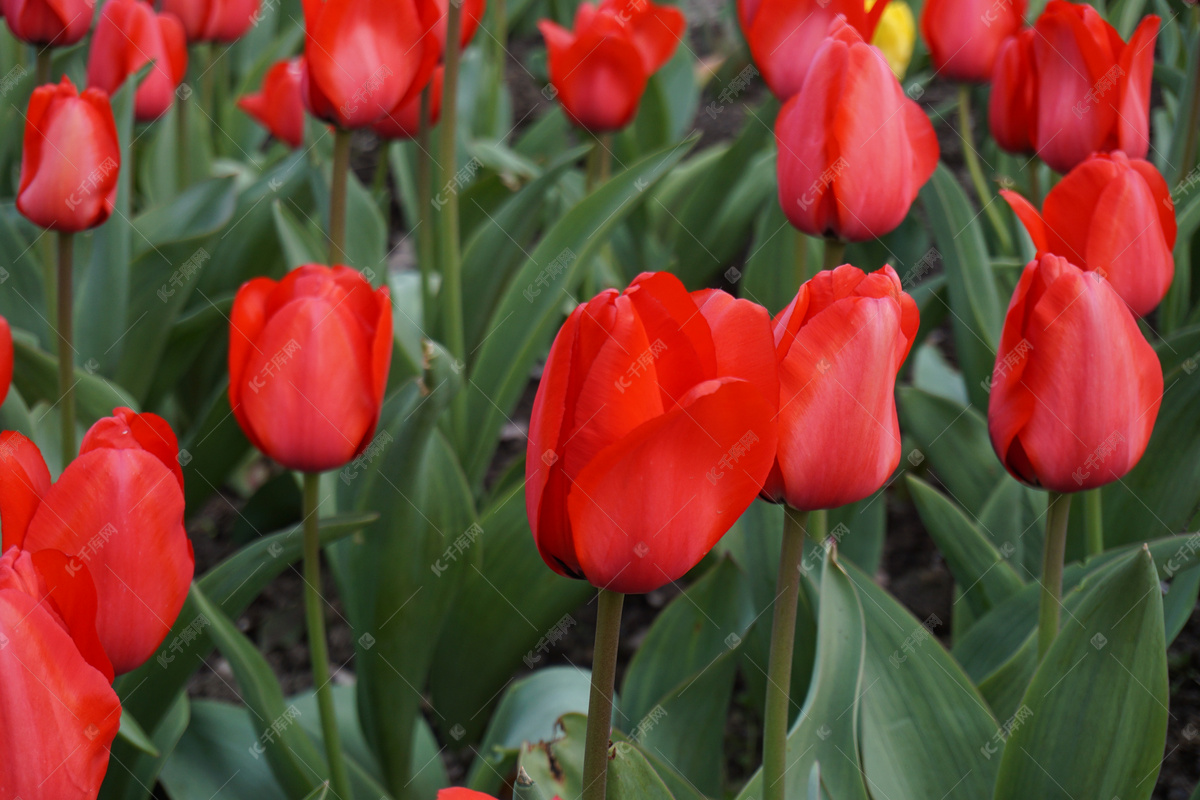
left=0, top=314, right=10, bottom=407
left=989, top=28, right=1037, bottom=154
left=1002, top=151, right=1175, bottom=317
left=539, top=0, right=684, bottom=132
left=0, top=0, right=90, bottom=46
left=162, top=0, right=260, bottom=41
left=300, top=0, right=440, bottom=128
left=373, top=67, right=442, bottom=140
left=741, top=0, right=889, bottom=100
left=17, top=77, right=120, bottom=233
left=920, top=0, right=1026, bottom=83
left=239, top=58, right=306, bottom=148
left=1031, top=2, right=1159, bottom=173
left=87, top=0, right=188, bottom=121
left=0, top=409, right=194, bottom=675
left=775, top=17, right=938, bottom=242
left=526, top=272, right=778, bottom=594
left=0, top=547, right=121, bottom=800
left=763, top=264, right=919, bottom=510
left=988, top=254, right=1162, bottom=492
left=229, top=265, right=393, bottom=473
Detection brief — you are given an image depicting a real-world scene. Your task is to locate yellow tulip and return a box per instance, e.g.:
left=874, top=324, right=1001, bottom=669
left=870, top=1, right=916, bottom=80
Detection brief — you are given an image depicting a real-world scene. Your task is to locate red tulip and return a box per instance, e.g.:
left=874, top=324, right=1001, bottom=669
left=0, top=0, right=90, bottom=46
left=373, top=67, right=442, bottom=140
left=239, top=58, right=306, bottom=148
left=301, top=0, right=440, bottom=128
left=763, top=264, right=919, bottom=510
left=437, top=791, right=562, bottom=800
left=989, top=28, right=1037, bottom=154
left=741, top=0, right=889, bottom=100
left=229, top=265, right=393, bottom=473
left=775, top=17, right=938, bottom=242
left=0, top=314, right=10, bottom=407
left=989, top=254, right=1162, bottom=492
left=0, top=547, right=121, bottom=800
left=1002, top=151, right=1175, bottom=317
left=920, top=0, right=1026, bottom=83
left=17, top=77, right=120, bottom=233
left=0, top=410, right=195, bottom=674
left=87, top=0, right=188, bottom=121
left=526, top=272, right=779, bottom=594
left=539, top=0, right=684, bottom=132
left=162, top=0, right=261, bottom=42
left=1032, top=2, right=1159, bottom=173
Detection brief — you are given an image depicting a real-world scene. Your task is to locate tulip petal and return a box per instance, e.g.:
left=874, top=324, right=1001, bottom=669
left=29, top=549, right=114, bottom=682
left=0, top=431, right=51, bottom=552
left=0, top=550, right=120, bottom=800
left=1001, top=189, right=1050, bottom=253
left=228, top=276, right=276, bottom=454
left=24, top=449, right=194, bottom=674
left=81, top=408, right=185, bottom=490
left=1115, top=14, right=1159, bottom=161
left=692, top=288, right=778, bottom=412
left=568, top=377, right=776, bottom=594
left=626, top=271, right=718, bottom=405
left=543, top=14, right=647, bottom=132
left=0, top=315, right=9, bottom=406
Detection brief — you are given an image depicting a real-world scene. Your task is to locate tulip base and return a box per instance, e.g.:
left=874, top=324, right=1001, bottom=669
left=1037, top=491, right=1071, bottom=661
left=57, top=231, right=74, bottom=466
left=581, top=588, right=624, bottom=800
left=763, top=505, right=810, bottom=800
left=302, top=472, right=353, bottom=799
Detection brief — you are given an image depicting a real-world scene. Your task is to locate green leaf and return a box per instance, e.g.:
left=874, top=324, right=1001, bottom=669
left=736, top=548, right=870, bottom=800
left=272, top=198, right=325, bottom=269
left=619, top=557, right=754, bottom=795
left=10, top=335, right=137, bottom=427
left=918, top=163, right=1003, bottom=409
left=907, top=476, right=1025, bottom=625
left=994, top=547, right=1168, bottom=800
left=462, top=136, right=696, bottom=486
left=428, top=474, right=592, bottom=745
left=102, top=693, right=190, bottom=800
left=897, top=386, right=1004, bottom=518
left=740, top=199, right=816, bottom=316
left=118, top=710, right=159, bottom=757
left=160, top=701, right=288, bottom=800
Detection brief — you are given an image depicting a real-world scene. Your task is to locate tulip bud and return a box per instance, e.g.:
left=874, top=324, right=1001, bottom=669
left=17, top=77, right=121, bottom=233
left=742, top=0, right=890, bottom=100
left=0, top=314, right=10, bottom=408
left=238, top=58, right=306, bottom=148
left=300, top=0, right=440, bottom=129
left=920, top=0, right=1026, bottom=83
left=3, top=409, right=195, bottom=675
left=989, top=28, right=1037, bottom=155
left=0, top=547, right=121, bottom=800
left=763, top=264, right=919, bottom=511
left=1002, top=151, right=1175, bottom=317
left=87, top=0, right=188, bottom=122
left=373, top=67, right=443, bottom=141
left=526, top=272, right=778, bottom=594
left=0, top=0, right=90, bottom=47
left=1031, top=1, right=1159, bottom=173
left=539, top=0, right=684, bottom=133
left=775, top=16, right=938, bottom=242
left=988, top=254, right=1162, bottom=493
left=228, top=265, right=393, bottom=473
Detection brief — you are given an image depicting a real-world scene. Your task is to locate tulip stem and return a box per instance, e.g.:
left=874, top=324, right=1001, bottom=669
left=483, top=0, right=507, bottom=135
left=582, top=588, right=624, bottom=800
left=957, top=85, right=1013, bottom=254
left=1037, top=491, right=1071, bottom=661
left=793, top=230, right=809, bottom=289
left=177, top=88, right=190, bottom=188
left=585, top=134, right=612, bottom=191
left=330, top=128, right=351, bottom=265
left=763, top=505, right=810, bottom=800
left=56, top=231, right=74, bottom=466
left=1084, top=488, right=1104, bottom=558
left=302, top=472, right=353, bottom=800
left=417, top=88, right=436, bottom=321
left=440, top=0, right=468, bottom=438
left=822, top=237, right=845, bottom=272
left=35, top=49, right=50, bottom=84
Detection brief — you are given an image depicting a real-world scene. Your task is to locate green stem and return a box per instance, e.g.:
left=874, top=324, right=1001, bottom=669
left=585, top=133, right=612, bottom=191
left=793, top=230, right=809, bottom=290
left=581, top=588, right=624, bottom=800
left=763, top=506, right=810, bottom=800
left=330, top=128, right=351, bottom=265
left=177, top=83, right=190, bottom=188
left=1178, top=24, right=1200, bottom=186
left=1084, top=488, right=1103, bottom=558
left=822, top=237, right=846, bottom=272
left=1037, top=492, right=1072, bottom=661
left=958, top=85, right=1013, bottom=253
left=417, top=88, right=436, bottom=323
left=35, top=48, right=50, bottom=84
left=482, top=0, right=507, bottom=134
left=303, top=473, right=352, bottom=800
left=371, top=142, right=390, bottom=198
left=440, top=0, right=467, bottom=436
left=56, top=231, right=74, bottom=466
